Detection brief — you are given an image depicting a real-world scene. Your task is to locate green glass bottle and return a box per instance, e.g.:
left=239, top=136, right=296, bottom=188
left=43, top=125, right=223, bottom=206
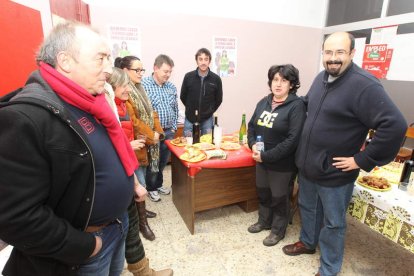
left=239, top=113, right=247, bottom=145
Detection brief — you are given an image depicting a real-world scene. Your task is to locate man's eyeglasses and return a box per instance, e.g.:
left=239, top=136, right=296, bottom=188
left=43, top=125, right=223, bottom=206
left=129, top=68, right=146, bottom=74
left=322, top=50, right=350, bottom=57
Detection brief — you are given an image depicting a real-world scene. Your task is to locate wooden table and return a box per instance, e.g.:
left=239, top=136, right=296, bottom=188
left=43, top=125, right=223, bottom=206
left=166, top=141, right=258, bottom=234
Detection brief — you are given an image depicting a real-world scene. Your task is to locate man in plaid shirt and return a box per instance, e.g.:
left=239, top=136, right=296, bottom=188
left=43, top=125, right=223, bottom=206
left=142, top=54, right=178, bottom=202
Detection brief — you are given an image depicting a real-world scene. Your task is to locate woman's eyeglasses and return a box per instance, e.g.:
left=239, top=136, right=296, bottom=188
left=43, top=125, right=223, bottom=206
left=129, top=68, right=146, bottom=74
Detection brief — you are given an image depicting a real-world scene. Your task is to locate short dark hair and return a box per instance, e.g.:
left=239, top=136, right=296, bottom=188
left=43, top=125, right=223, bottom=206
left=114, top=56, right=140, bottom=69
left=154, top=54, right=174, bottom=68
left=195, top=48, right=211, bottom=61
left=267, top=64, right=301, bottom=94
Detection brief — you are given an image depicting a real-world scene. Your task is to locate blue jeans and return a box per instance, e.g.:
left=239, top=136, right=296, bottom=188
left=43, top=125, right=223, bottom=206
left=135, top=166, right=147, bottom=188
left=183, top=116, right=214, bottom=135
left=145, top=129, right=175, bottom=192
left=77, top=212, right=128, bottom=276
left=298, top=174, right=354, bottom=276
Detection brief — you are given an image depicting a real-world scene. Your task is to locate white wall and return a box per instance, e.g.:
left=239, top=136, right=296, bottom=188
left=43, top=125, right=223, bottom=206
left=84, top=0, right=328, bottom=28
left=90, top=6, right=322, bottom=133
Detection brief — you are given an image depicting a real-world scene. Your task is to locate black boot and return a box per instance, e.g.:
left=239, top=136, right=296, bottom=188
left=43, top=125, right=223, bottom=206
left=136, top=201, right=155, bottom=241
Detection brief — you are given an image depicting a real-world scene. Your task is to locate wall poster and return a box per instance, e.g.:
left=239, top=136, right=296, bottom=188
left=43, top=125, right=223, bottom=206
left=107, top=25, right=141, bottom=59
left=361, top=26, right=397, bottom=80
left=212, top=36, right=237, bottom=77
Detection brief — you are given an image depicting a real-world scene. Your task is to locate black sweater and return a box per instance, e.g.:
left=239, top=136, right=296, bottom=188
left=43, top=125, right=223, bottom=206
left=296, top=63, right=407, bottom=187
left=180, top=68, right=223, bottom=123
left=247, top=93, right=306, bottom=171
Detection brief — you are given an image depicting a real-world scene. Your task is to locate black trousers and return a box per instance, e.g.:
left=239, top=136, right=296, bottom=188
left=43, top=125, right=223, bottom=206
left=255, top=164, right=293, bottom=236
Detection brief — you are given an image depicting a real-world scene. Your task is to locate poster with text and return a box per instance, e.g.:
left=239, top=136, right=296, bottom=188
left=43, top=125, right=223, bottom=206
left=212, top=37, right=237, bottom=77
left=362, top=44, right=393, bottom=79
left=108, top=25, right=141, bottom=59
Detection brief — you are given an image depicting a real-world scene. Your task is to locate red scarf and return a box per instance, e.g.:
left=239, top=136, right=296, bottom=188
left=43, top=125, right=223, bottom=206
left=39, top=62, right=138, bottom=176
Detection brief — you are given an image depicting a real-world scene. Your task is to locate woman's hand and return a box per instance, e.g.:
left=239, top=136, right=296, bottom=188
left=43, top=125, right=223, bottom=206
left=133, top=173, right=147, bottom=202
left=252, top=144, right=262, bottom=162
left=130, top=140, right=145, bottom=150
left=153, top=132, right=160, bottom=143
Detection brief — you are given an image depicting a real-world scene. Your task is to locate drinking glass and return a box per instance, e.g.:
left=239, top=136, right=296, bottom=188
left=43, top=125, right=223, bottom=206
left=184, top=131, right=193, bottom=145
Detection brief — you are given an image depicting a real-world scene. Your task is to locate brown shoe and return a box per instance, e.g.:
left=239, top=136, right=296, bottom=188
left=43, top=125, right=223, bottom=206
left=282, top=241, right=316, bottom=256
left=146, top=209, right=157, bottom=218
left=315, top=273, right=320, bottom=276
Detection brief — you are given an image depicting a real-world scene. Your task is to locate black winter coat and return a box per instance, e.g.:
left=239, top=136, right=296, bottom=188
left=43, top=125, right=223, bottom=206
left=0, top=71, right=97, bottom=275
left=180, top=69, right=223, bottom=123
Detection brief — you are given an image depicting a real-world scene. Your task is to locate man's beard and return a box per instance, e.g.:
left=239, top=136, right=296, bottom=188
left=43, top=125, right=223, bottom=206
left=325, top=60, right=342, bottom=77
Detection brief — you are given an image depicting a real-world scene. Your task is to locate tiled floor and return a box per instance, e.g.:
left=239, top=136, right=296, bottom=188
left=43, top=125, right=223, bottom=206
left=126, top=165, right=414, bottom=276
left=2, top=165, right=414, bottom=275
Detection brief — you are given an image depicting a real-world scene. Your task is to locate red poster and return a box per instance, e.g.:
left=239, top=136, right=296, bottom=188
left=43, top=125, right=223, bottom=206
left=362, top=45, right=393, bottom=79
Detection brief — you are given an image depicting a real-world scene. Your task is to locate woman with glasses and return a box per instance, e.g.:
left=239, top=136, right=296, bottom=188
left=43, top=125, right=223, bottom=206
left=108, top=67, right=172, bottom=276
left=114, top=56, right=164, bottom=242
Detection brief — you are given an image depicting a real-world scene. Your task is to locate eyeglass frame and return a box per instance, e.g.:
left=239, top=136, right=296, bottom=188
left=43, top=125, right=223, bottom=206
left=322, top=49, right=351, bottom=57
left=129, top=68, right=146, bottom=74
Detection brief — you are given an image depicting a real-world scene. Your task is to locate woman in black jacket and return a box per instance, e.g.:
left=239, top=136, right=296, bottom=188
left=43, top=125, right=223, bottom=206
left=247, top=64, right=306, bottom=246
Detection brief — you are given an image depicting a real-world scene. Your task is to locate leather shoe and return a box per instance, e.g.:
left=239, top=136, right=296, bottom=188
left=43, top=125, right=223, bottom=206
left=247, top=222, right=270, bottom=233
left=282, top=241, right=316, bottom=256
left=263, top=233, right=284, bottom=246
left=315, top=273, right=320, bottom=276
left=146, top=209, right=157, bottom=218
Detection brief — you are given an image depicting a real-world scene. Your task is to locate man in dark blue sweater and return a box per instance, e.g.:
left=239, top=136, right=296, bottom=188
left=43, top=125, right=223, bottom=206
left=282, top=32, right=407, bottom=276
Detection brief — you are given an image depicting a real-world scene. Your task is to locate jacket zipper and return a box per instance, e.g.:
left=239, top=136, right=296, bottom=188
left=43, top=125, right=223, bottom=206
left=303, top=82, right=329, bottom=177
left=198, top=78, right=204, bottom=119
left=66, top=120, right=96, bottom=231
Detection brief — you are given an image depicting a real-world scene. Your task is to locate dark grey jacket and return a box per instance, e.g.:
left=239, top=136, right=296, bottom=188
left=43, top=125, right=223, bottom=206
left=0, top=71, right=97, bottom=275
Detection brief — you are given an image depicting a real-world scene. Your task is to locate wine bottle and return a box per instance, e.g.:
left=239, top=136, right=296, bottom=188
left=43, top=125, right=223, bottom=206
left=239, top=113, right=247, bottom=145
left=212, top=113, right=218, bottom=145
left=193, top=110, right=200, bottom=144
left=399, top=160, right=414, bottom=191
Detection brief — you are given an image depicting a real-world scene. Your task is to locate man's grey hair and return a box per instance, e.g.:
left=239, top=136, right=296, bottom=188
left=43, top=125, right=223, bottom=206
left=36, top=21, right=98, bottom=67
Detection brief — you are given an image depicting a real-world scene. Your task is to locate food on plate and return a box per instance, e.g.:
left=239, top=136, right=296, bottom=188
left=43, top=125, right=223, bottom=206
left=220, top=142, right=241, bottom=150
left=179, top=146, right=206, bottom=162
left=200, top=134, right=212, bottom=144
left=193, top=142, right=215, bottom=151
left=171, top=136, right=187, bottom=146
left=205, top=149, right=227, bottom=160
left=221, top=135, right=238, bottom=143
left=370, top=161, right=403, bottom=184
left=357, top=175, right=391, bottom=191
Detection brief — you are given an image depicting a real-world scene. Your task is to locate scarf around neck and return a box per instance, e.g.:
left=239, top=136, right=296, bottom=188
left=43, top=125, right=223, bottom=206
left=129, top=83, right=160, bottom=172
left=39, top=62, right=138, bottom=176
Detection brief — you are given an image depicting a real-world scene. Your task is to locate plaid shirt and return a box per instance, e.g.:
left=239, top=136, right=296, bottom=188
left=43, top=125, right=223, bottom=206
left=142, top=75, right=178, bottom=131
